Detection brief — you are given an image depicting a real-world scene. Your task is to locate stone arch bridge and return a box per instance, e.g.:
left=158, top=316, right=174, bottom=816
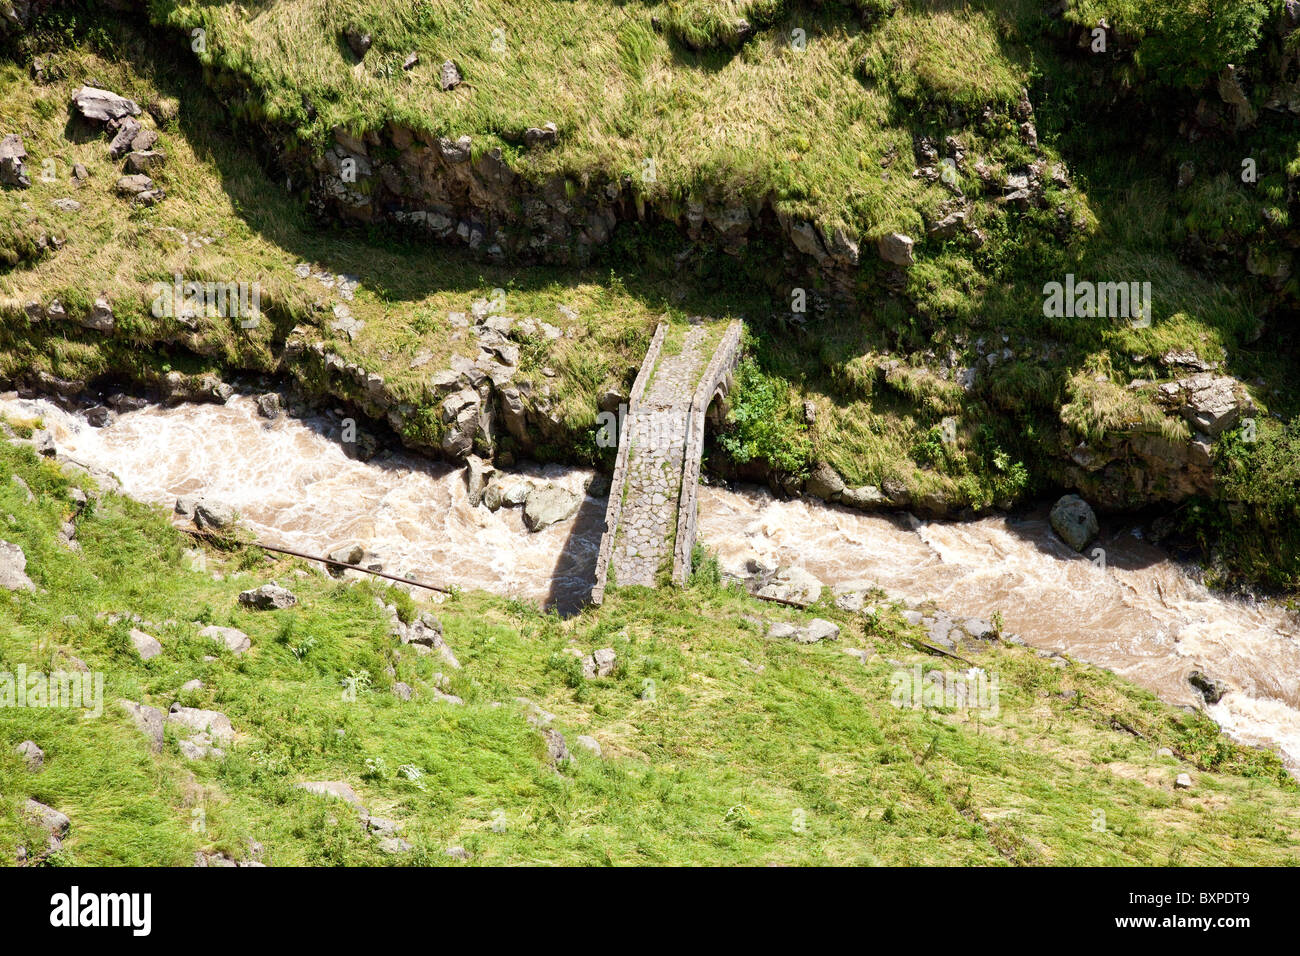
left=591, top=320, right=743, bottom=605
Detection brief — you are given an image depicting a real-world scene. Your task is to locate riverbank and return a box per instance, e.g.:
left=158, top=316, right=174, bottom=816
left=1, top=411, right=1296, bottom=865
left=6, top=388, right=1300, bottom=779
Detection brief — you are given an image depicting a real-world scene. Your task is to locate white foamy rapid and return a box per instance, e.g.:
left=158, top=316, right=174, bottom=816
left=4, top=395, right=604, bottom=611
left=7, top=393, right=1300, bottom=770
left=696, top=486, right=1300, bottom=771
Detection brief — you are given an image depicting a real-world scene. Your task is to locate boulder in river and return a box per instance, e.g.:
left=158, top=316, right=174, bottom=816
left=1188, top=670, right=1227, bottom=705
left=1049, top=494, right=1098, bottom=552
left=522, top=483, right=580, bottom=531
left=464, top=454, right=495, bottom=507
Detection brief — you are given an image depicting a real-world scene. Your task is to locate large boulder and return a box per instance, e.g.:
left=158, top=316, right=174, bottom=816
left=1049, top=494, right=1098, bottom=552
left=70, top=86, right=141, bottom=125
left=1157, top=373, right=1254, bottom=437
left=0, top=540, right=35, bottom=591
left=522, top=484, right=580, bottom=531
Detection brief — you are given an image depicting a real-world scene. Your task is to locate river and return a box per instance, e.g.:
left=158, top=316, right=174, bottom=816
left=7, top=393, right=1299, bottom=772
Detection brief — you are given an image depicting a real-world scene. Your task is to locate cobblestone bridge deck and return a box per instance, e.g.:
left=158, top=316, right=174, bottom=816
left=590, top=320, right=742, bottom=604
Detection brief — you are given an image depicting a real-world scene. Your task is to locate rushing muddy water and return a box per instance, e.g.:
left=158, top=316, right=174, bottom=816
left=7, top=393, right=1300, bottom=771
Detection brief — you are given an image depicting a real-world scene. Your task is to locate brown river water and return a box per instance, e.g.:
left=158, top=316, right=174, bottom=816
left=8, top=394, right=1300, bottom=772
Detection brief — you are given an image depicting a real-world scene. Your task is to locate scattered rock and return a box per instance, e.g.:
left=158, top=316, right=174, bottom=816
left=15, top=740, right=44, bottom=772
left=832, top=585, right=871, bottom=613
left=445, top=845, right=472, bottom=861
left=403, top=52, right=420, bottom=71
left=573, top=734, right=602, bottom=758
left=82, top=297, right=114, bottom=333
left=129, top=628, right=163, bottom=660
left=0, top=132, right=31, bottom=188
left=180, top=679, right=203, bottom=693
left=167, top=704, right=234, bottom=744
left=516, top=697, right=556, bottom=728
left=877, top=232, right=915, bottom=266
left=541, top=728, right=569, bottom=766
left=0, top=540, right=36, bottom=592
left=119, top=699, right=165, bottom=752
left=392, top=681, right=413, bottom=701
left=114, top=173, right=163, bottom=204
left=523, top=122, right=558, bottom=148
left=1157, top=373, right=1254, bottom=437
left=582, top=647, right=617, bottom=679
left=71, top=86, right=141, bottom=125
left=378, top=836, right=413, bottom=854
left=200, top=624, right=251, bottom=654
left=755, top=565, right=824, bottom=606
left=1174, top=772, right=1194, bottom=790
left=1049, top=494, right=1098, bottom=552
left=799, top=618, right=841, bottom=644
left=343, top=26, right=372, bottom=59
left=297, top=780, right=366, bottom=815
left=238, top=583, right=298, bottom=610
left=193, top=498, right=236, bottom=531
left=438, top=60, right=462, bottom=89
left=23, top=799, right=69, bottom=855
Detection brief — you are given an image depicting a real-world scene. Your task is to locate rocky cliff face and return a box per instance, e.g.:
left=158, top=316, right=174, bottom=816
left=1062, top=374, right=1256, bottom=510
left=311, top=122, right=863, bottom=299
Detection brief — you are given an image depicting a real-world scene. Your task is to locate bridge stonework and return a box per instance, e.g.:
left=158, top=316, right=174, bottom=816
left=590, top=320, right=743, bottom=605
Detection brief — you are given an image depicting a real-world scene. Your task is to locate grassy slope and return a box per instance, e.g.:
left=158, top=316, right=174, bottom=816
left=1, top=428, right=1297, bottom=866
left=0, top=37, right=752, bottom=461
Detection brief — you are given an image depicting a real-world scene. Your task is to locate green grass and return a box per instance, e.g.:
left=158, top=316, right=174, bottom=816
left=2, top=427, right=1298, bottom=866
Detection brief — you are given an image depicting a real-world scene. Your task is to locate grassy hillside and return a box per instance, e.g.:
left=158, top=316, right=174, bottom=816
left=2, top=423, right=1297, bottom=866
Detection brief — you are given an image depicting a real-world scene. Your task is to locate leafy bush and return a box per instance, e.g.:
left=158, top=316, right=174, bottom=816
left=716, top=357, right=811, bottom=476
